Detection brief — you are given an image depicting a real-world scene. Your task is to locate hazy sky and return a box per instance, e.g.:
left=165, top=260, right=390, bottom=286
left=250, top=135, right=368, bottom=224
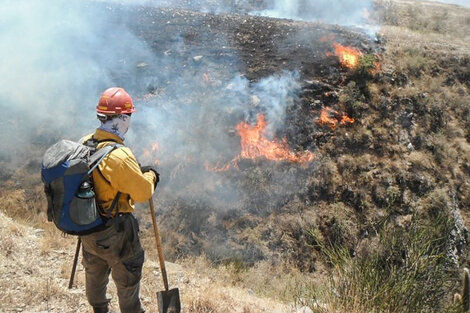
left=432, top=0, right=470, bottom=7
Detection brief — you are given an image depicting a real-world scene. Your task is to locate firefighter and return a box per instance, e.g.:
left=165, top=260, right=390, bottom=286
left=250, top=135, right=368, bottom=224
left=80, top=87, right=159, bottom=313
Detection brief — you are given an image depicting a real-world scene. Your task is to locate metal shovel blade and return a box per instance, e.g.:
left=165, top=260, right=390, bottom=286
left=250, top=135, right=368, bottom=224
left=157, top=288, right=181, bottom=313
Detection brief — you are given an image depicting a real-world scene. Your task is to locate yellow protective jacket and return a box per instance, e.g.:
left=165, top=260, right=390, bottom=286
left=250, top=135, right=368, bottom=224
left=81, top=129, right=156, bottom=216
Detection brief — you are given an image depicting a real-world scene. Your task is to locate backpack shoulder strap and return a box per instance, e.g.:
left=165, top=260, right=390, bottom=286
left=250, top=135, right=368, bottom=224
left=83, top=137, right=121, bottom=150
left=87, top=140, right=124, bottom=175
left=97, top=138, right=118, bottom=143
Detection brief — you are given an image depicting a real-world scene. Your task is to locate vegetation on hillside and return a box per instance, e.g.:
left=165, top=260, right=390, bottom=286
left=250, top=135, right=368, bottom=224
left=0, top=1, right=469, bottom=312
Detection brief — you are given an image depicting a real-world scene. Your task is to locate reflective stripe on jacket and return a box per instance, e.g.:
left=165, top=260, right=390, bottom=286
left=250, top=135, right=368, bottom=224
left=81, top=129, right=156, bottom=215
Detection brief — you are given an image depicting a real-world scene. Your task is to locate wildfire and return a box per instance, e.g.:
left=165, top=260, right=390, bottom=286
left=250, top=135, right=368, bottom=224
left=320, top=34, right=336, bottom=43
left=142, top=142, right=161, bottom=166
left=331, top=43, right=362, bottom=69
left=371, top=60, right=382, bottom=75
left=317, top=107, right=355, bottom=130
left=205, top=114, right=315, bottom=172
left=235, top=114, right=314, bottom=164
left=204, top=161, right=232, bottom=172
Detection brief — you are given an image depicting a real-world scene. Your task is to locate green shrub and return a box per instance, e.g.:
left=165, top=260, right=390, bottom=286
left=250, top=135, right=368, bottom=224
left=339, top=81, right=366, bottom=118
left=356, top=54, right=377, bottom=78
left=299, top=212, right=460, bottom=313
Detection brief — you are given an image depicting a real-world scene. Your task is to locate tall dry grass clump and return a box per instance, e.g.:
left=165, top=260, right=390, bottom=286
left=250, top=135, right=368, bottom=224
left=0, top=189, right=29, bottom=220
left=295, top=203, right=464, bottom=313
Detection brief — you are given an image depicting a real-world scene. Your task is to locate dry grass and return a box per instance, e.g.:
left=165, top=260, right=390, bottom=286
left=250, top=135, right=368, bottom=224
left=299, top=208, right=462, bottom=313
left=376, top=0, right=470, bottom=43
left=185, top=286, right=283, bottom=313
left=1, top=1, right=469, bottom=312
left=0, top=211, right=84, bottom=313
left=0, top=208, right=297, bottom=312
left=0, top=182, right=47, bottom=229
left=0, top=189, right=28, bottom=220
left=177, top=256, right=301, bottom=313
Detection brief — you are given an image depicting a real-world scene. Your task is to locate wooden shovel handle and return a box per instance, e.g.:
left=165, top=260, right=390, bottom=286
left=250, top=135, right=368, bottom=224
left=149, top=197, right=169, bottom=291
left=68, top=237, right=81, bottom=289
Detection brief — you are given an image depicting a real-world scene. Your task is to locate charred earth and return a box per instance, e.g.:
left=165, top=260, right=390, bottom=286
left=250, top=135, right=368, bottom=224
left=1, top=0, right=470, bottom=312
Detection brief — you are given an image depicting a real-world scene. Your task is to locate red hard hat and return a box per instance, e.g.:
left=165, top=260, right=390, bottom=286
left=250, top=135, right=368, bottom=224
left=96, top=87, right=136, bottom=115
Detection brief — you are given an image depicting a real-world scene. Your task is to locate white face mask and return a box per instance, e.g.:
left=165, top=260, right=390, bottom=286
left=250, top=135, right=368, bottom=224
left=99, top=114, right=131, bottom=140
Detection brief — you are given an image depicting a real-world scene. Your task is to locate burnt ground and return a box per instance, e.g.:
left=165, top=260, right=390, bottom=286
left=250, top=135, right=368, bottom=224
left=100, top=4, right=387, bottom=267
left=125, top=6, right=381, bottom=145
left=74, top=3, right=470, bottom=274
left=0, top=2, right=383, bottom=269
left=1, top=1, right=470, bottom=312
left=130, top=7, right=378, bottom=82
left=4, top=1, right=469, bottom=280
left=96, top=3, right=382, bottom=88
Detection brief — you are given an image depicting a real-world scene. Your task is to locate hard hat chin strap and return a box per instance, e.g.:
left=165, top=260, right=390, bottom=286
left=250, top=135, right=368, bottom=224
left=98, top=114, right=131, bottom=140
left=97, top=113, right=109, bottom=122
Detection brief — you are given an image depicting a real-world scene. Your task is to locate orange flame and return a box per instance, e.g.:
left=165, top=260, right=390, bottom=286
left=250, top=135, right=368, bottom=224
left=142, top=142, right=161, bottom=166
left=331, top=43, right=362, bottom=69
left=370, top=60, right=381, bottom=75
left=204, top=161, right=232, bottom=172
left=317, top=107, right=355, bottom=130
left=205, top=114, right=315, bottom=172
left=320, top=34, right=336, bottom=43
left=235, top=114, right=314, bottom=164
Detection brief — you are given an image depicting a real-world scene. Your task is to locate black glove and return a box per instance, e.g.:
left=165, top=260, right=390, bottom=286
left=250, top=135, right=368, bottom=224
left=140, top=165, right=160, bottom=187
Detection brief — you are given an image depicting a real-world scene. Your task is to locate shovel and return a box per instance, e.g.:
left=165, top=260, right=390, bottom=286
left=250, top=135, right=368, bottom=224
left=149, top=198, right=181, bottom=313
left=68, top=237, right=81, bottom=289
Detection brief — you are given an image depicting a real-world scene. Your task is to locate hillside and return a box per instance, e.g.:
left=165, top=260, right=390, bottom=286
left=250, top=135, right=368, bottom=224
left=1, top=0, right=469, bottom=312
left=0, top=210, right=294, bottom=312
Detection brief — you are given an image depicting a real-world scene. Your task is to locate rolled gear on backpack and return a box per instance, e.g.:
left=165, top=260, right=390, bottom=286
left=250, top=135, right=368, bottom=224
left=41, top=139, right=121, bottom=235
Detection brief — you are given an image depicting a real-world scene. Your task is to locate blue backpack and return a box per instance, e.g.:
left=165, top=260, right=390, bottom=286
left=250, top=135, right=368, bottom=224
left=41, top=139, right=122, bottom=235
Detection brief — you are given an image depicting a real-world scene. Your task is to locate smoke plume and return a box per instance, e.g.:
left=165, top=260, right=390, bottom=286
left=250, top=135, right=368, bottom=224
left=1, top=0, right=306, bottom=208
left=1, top=0, right=383, bottom=261
left=251, top=0, right=374, bottom=26
left=0, top=0, right=155, bottom=164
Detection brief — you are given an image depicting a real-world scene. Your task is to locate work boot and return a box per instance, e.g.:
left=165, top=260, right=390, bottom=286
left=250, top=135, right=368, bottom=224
left=93, top=305, right=109, bottom=313
left=93, top=305, right=119, bottom=313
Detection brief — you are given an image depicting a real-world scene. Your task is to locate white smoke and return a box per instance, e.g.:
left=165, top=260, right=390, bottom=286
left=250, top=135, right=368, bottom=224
left=1, top=0, right=304, bottom=208
left=1, top=0, right=362, bottom=262
left=251, top=0, right=376, bottom=31
left=129, top=66, right=302, bottom=206
left=0, top=0, right=156, bottom=164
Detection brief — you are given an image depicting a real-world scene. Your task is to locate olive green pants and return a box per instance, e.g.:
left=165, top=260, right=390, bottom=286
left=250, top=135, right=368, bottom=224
left=81, top=214, right=145, bottom=313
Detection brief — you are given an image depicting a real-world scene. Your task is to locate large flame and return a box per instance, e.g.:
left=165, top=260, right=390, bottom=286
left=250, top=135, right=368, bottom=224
left=205, top=114, right=315, bottom=172
left=332, top=43, right=362, bottom=69
left=317, top=107, right=355, bottom=130
left=235, top=114, right=315, bottom=164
